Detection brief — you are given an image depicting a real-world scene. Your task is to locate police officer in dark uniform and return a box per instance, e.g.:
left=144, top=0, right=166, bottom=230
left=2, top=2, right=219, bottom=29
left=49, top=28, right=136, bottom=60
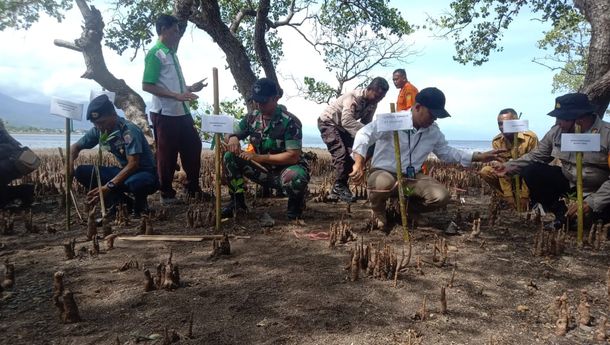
left=71, top=95, right=159, bottom=215
left=496, top=93, right=610, bottom=226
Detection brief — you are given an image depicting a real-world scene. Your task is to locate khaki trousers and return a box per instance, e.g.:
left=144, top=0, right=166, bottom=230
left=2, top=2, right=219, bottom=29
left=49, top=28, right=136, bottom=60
left=479, top=165, right=529, bottom=198
left=367, top=169, right=450, bottom=219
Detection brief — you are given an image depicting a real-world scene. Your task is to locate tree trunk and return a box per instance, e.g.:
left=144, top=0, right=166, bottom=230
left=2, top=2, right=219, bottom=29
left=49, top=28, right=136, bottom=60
left=179, top=0, right=257, bottom=101
left=54, top=0, right=153, bottom=142
left=574, top=0, right=610, bottom=116
left=254, top=0, right=279, bottom=88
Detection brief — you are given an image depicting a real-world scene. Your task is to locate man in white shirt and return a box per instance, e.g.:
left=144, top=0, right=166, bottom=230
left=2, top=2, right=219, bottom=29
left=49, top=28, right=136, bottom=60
left=350, top=87, right=502, bottom=230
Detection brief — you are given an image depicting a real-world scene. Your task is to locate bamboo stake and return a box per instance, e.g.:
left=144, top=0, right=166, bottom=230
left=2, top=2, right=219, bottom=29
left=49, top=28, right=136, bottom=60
left=65, top=119, right=72, bottom=231
left=512, top=133, right=521, bottom=212
left=390, top=103, right=410, bottom=243
left=58, top=147, right=83, bottom=222
left=575, top=124, right=584, bottom=245
left=213, top=68, right=221, bottom=232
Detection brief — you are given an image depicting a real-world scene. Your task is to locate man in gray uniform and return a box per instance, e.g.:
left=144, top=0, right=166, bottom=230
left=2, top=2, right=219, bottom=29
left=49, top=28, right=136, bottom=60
left=496, top=93, right=610, bottom=226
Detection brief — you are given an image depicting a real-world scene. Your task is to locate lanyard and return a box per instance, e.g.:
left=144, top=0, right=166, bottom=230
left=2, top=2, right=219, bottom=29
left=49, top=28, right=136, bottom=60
left=407, top=131, right=423, bottom=168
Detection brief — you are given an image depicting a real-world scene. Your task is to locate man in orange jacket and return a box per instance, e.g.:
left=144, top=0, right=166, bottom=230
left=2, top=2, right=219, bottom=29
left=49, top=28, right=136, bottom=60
left=392, top=69, right=418, bottom=111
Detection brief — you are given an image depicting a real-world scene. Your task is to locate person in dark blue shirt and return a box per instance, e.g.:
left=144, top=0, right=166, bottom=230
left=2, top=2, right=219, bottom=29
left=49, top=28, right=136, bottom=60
left=70, top=95, right=158, bottom=216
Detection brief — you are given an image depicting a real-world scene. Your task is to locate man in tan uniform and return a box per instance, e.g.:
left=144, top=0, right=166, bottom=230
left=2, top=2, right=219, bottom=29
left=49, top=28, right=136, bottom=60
left=318, top=77, right=389, bottom=202
left=479, top=108, right=538, bottom=209
left=496, top=93, right=610, bottom=227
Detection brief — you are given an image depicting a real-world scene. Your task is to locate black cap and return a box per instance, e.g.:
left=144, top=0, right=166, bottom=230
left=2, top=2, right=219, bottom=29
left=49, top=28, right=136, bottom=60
left=415, top=87, right=451, bottom=118
left=547, top=93, right=595, bottom=120
left=250, top=78, right=278, bottom=103
left=86, top=95, right=115, bottom=121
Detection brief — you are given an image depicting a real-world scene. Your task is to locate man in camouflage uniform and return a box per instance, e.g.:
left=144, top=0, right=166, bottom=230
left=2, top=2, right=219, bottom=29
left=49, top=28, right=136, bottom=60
left=223, top=78, right=309, bottom=220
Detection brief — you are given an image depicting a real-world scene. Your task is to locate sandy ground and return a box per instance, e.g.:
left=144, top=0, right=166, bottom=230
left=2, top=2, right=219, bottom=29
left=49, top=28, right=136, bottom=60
left=0, top=150, right=609, bottom=345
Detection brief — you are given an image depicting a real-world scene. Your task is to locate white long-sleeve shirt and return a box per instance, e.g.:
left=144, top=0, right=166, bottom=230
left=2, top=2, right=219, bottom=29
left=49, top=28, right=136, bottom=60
left=352, top=111, right=473, bottom=173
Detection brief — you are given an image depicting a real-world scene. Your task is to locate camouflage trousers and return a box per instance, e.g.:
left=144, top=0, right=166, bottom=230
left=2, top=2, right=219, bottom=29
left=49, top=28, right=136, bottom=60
left=223, top=152, right=309, bottom=198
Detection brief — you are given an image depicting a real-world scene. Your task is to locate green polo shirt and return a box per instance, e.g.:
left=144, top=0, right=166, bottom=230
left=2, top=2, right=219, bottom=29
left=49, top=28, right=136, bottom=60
left=142, top=41, right=190, bottom=116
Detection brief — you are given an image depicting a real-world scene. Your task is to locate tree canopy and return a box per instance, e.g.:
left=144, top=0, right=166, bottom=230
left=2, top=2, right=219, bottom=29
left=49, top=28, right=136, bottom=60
left=2, top=0, right=414, bottom=133
left=435, top=0, right=610, bottom=116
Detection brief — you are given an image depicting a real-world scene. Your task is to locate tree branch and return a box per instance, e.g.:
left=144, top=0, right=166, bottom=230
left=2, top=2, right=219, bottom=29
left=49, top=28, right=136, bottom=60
left=55, top=0, right=152, bottom=141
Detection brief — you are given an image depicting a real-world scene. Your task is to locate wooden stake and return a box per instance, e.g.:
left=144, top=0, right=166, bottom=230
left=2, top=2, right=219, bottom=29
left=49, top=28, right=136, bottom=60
left=512, top=133, right=521, bottom=212
left=575, top=124, right=584, bottom=245
left=390, top=103, right=410, bottom=243
left=213, top=68, right=221, bottom=233
left=65, top=118, right=71, bottom=231
left=440, top=286, right=447, bottom=314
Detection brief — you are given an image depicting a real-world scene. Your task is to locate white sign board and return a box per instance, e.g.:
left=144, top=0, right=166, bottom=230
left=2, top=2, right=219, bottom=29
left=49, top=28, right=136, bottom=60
left=50, top=98, right=84, bottom=121
left=502, top=119, right=529, bottom=133
left=377, top=112, right=413, bottom=132
left=560, top=133, right=601, bottom=152
left=90, top=90, right=116, bottom=103
left=201, top=114, right=235, bottom=134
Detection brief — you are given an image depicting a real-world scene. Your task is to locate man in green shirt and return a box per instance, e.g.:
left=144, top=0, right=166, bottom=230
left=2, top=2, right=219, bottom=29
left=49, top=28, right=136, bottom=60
left=142, top=14, right=207, bottom=205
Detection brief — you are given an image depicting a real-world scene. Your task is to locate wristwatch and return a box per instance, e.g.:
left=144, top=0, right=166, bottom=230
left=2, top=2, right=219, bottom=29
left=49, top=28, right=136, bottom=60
left=106, top=181, right=117, bottom=190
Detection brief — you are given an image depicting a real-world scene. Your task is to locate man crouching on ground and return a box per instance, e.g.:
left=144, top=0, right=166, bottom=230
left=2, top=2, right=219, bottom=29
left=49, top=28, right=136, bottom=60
left=71, top=95, right=159, bottom=217
left=349, top=87, right=504, bottom=231
left=222, top=78, right=309, bottom=220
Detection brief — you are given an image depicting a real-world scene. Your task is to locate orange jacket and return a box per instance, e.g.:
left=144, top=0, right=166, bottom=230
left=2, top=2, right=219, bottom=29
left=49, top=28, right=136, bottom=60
left=396, top=82, right=418, bottom=112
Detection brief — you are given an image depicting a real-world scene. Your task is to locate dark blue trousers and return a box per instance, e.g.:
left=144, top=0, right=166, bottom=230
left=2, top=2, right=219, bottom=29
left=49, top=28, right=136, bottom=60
left=74, top=165, right=158, bottom=209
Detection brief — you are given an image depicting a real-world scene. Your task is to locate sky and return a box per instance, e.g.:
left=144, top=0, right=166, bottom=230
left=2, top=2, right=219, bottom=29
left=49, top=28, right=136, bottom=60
left=0, top=1, right=562, bottom=141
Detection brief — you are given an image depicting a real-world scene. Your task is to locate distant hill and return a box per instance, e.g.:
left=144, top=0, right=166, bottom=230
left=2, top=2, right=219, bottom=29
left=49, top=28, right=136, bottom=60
left=0, top=92, right=89, bottom=130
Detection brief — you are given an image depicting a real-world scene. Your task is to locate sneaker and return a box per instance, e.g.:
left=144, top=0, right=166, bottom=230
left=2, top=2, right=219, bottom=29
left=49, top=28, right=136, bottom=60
left=329, top=182, right=355, bottom=203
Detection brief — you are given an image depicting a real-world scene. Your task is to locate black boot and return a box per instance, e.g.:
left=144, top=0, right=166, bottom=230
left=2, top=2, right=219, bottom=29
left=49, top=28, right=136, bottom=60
left=132, top=195, right=150, bottom=218
left=287, top=194, right=305, bottom=220
left=329, top=181, right=355, bottom=203
left=221, top=193, right=247, bottom=219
